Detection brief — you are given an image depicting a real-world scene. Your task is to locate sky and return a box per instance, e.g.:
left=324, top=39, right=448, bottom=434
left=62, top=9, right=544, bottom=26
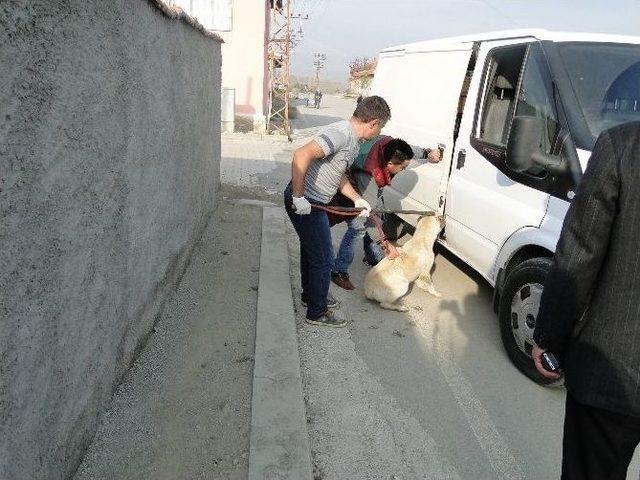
left=289, top=0, right=640, bottom=82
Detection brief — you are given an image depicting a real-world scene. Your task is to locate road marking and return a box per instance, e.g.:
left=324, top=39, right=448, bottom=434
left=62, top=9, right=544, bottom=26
left=411, top=309, right=526, bottom=480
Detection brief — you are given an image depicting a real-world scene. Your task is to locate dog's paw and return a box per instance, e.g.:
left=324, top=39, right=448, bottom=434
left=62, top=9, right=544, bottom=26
left=416, top=280, right=442, bottom=298
left=380, top=302, right=409, bottom=312
left=428, top=288, right=442, bottom=298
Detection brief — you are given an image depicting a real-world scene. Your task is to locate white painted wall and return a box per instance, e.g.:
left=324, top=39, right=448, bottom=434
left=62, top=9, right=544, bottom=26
left=167, top=0, right=270, bottom=128
left=216, top=0, right=270, bottom=125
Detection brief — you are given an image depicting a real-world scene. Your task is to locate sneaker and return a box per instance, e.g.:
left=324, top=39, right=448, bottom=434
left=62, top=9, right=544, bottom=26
left=305, top=309, right=347, bottom=328
left=331, top=271, right=355, bottom=290
left=362, top=256, right=379, bottom=267
left=301, top=293, right=340, bottom=309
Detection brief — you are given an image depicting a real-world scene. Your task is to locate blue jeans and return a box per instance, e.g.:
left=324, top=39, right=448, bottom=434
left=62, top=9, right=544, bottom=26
left=284, top=183, right=332, bottom=319
left=333, top=218, right=362, bottom=273
left=363, top=232, right=384, bottom=264
left=333, top=217, right=384, bottom=273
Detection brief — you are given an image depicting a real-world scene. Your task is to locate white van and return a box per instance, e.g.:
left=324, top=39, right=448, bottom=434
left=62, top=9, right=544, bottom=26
left=371, top=29, right=640, bottom=384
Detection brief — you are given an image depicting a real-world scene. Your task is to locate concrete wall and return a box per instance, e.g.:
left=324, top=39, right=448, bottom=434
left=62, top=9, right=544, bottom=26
left=0, top=1, right=221, bottom=479
left=217, top=0, right=270, bottom=129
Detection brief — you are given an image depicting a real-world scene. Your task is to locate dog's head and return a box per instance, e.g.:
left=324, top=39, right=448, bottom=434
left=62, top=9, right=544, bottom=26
left=415, top=214, right=445, bottom=238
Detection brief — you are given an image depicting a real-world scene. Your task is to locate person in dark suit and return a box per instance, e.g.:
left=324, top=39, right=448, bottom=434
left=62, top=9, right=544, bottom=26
left=532, top=122, right=640, bottom=480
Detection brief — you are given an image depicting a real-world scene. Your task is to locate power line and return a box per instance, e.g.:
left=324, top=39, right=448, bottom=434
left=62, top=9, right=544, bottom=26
left=307, top=0, right=326, bottom=19
left=314, top=0, right=331, bottom=21
left=296, top=0, right=310, bottom=16
left=478, top=0, right=518, bottom=27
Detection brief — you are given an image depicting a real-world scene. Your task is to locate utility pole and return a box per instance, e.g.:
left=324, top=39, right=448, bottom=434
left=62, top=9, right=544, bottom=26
left=313, top=53, right=326, bottom=91
left=267, top=0, right=291, bottom=139
left=266, top=2, right=307, bottom=140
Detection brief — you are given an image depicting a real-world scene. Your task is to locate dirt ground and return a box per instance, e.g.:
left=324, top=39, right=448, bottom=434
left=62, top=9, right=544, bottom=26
left=73, top=198, right=261, bottom=480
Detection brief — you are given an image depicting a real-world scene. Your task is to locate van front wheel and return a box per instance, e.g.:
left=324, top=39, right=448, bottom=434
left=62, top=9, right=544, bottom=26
left=499, top=257, right=559, bottom=385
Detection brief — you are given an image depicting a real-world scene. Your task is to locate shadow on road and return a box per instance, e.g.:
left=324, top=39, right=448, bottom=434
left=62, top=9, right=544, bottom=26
left=294, top=112, right=345, bottom=130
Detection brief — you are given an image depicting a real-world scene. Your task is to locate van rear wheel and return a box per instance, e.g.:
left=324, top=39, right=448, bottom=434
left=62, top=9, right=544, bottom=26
left=499, top=257, right=560, bottom=386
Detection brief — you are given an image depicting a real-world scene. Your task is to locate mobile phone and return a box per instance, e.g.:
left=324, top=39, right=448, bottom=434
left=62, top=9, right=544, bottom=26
left=541, top=352, right=561, bottom=373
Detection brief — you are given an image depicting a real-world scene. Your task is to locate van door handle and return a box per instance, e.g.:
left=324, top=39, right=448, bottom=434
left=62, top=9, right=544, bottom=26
left=456, top=149, right=466, bottom=169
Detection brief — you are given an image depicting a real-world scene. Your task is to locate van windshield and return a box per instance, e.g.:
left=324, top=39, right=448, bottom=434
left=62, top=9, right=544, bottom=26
left=558, top=43, right=640, bottom=146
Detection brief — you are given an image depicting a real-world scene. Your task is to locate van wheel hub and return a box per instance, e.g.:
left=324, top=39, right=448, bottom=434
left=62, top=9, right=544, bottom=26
left=509, top=283, right=543, bottom=357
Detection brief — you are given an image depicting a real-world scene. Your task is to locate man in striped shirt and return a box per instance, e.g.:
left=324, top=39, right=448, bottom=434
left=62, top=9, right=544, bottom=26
left=284, top=96, right=391, bottom=327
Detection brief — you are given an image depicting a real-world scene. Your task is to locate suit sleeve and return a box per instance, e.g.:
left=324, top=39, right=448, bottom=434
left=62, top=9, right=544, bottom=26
left=533, top=132, right=620, bottom=357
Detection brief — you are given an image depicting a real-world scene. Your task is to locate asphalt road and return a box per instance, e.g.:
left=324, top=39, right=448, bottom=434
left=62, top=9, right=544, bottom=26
left=290, top=95, right=640, bottom=480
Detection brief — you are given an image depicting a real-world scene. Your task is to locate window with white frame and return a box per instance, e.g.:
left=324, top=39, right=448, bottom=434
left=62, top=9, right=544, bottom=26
left=166, top=0, right=233, bottom=32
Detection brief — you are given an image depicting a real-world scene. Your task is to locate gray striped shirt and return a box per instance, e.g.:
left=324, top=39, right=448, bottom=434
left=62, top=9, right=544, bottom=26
left=304, top=121, right=360, bottom=203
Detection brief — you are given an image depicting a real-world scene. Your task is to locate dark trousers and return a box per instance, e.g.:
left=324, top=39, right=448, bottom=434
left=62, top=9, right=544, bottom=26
left=284, top=183, right=332, bottom=319
left=562, top=393, right=640, bottom=480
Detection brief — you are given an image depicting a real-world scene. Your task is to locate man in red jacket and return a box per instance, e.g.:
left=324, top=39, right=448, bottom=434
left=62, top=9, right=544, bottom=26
left=331, top=136, right=441, bottom=290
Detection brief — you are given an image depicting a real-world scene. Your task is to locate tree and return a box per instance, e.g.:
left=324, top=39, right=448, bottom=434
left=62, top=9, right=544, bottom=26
left=349, top=57, right=376, bottom=76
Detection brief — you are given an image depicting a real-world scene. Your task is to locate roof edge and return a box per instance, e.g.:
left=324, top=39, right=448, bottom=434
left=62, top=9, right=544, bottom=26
left=380, top=28, right=640, bottom=53
left=146, top=0, right=224, bottom=43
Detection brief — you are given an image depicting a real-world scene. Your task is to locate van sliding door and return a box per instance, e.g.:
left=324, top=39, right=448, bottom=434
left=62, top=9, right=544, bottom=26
left=371, top=44, right=474, bottom=220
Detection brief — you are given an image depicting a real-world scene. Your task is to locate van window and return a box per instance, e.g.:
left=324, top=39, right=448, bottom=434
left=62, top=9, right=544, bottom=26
left=558, top=43, right=640, bottom=147
left=515, top=44, right=562, bottom=177
left=471, top=43, right=576, bottom=200
left=478, top=45, right=527, bottom=146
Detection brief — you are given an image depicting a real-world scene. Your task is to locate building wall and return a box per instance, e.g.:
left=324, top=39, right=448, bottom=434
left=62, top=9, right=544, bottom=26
left=0, top=2, right=221, bottom=479
left=217, top=0, right=270, bottom=128
left=167, top=0, right=270, bottom=130
left=169, top=0, right=233, bottom=31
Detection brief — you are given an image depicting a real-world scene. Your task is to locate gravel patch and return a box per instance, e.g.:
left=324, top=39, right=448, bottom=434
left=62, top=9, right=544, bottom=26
left=73, top=200, right=261, bottom=480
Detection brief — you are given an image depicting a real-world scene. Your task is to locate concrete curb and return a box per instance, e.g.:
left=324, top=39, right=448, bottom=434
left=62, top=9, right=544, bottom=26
left=222, top=132, right=291, bottom=143
left=226, top=198, right=279, bottom=208
left=248, top=207, right=313, bottom=479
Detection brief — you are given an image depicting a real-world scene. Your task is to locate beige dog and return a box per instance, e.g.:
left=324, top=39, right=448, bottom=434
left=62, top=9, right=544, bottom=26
left=364, top=215, right=444, bottom=311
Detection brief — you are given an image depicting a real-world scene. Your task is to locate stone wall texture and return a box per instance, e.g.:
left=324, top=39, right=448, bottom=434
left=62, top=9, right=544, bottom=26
left=0, top=1, right=222, bottom=478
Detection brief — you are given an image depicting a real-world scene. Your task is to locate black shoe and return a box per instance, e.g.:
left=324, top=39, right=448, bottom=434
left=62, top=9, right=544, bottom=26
left=305, top=309, right=347, bottom=328
left=331, top=272, right=355, bottom=290
left=301, top=293, right=340, bottom=309
left=362, top=256, right=379, bottom=267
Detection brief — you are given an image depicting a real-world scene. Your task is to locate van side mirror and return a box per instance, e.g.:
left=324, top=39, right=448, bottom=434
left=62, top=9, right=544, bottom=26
left=507, top=116, right=567, bottom=175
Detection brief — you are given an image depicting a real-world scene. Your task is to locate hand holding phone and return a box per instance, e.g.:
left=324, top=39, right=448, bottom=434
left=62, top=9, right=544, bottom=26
left=541, top=351, right=561, bottom=373
left=532, top=344, right=562, bottom=379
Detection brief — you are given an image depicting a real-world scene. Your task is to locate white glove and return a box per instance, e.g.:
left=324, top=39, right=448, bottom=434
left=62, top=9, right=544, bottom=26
left=292, top=196, right=311, bottom=215
left=354, top=198, right=371, bottom=218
